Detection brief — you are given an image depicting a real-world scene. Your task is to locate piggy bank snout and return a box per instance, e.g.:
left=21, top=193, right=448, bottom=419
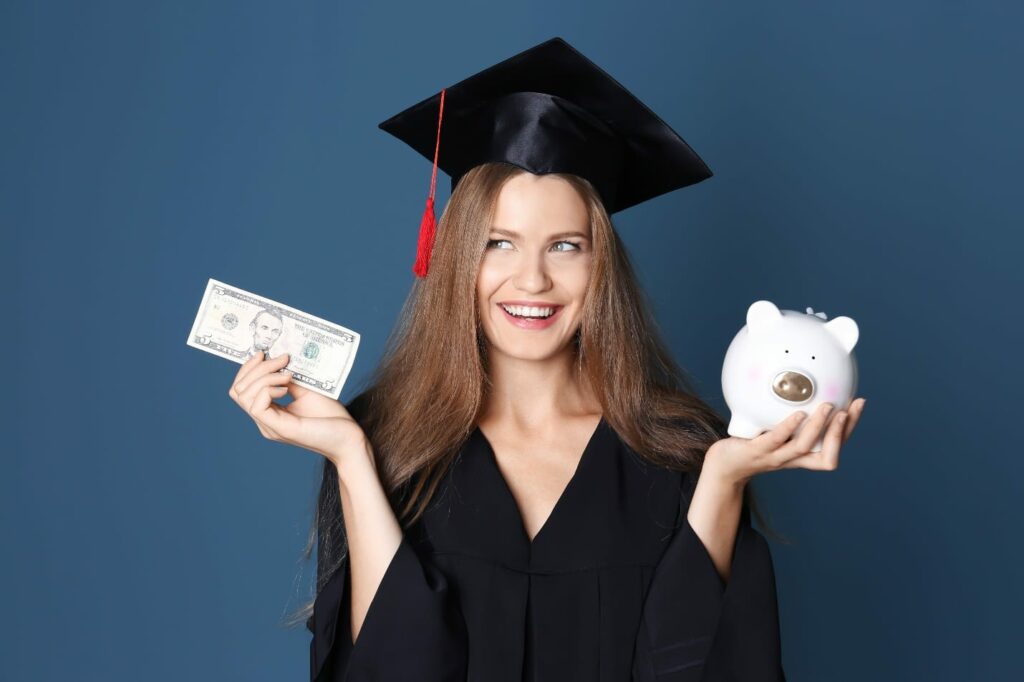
left=772, top=370, right=814, bottom=402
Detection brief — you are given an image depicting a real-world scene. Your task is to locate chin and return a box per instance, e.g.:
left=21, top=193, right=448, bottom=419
left=489, top=338, right=575, bottom=361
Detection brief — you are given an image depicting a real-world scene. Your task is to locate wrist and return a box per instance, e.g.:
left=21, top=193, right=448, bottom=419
left=703, top=442, right=750, bottom=493
left=330, top=437, right=378, bottom=489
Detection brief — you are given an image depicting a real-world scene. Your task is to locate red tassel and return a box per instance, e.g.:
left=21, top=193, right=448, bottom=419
left=413, top=196, right=436, bottom=277
left=413, top=88, right=446, bottom=278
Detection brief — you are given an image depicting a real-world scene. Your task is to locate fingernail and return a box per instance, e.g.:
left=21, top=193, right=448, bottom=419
left=823, top=403, right=834, bottom=415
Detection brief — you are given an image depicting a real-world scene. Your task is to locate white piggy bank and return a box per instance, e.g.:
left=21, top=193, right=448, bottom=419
left=721, top=300, right=859, bottom=453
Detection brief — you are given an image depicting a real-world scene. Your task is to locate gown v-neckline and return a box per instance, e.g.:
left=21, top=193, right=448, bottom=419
left=474, top=415, right=606, bottom=549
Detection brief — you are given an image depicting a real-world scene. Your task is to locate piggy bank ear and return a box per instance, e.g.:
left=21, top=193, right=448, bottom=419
left=824, top=316, right=859, bottom=353
left=746, top=300, right=783, bottom=334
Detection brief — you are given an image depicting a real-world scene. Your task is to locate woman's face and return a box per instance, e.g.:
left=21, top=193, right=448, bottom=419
left=476, top=172, right=593, bottom=362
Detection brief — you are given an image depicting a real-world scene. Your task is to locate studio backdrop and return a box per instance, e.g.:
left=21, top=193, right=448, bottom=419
left=2, top=1, right=1020, bottom=680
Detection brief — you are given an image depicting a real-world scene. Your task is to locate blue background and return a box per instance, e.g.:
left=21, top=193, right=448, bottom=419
left=3, top=1, right=1020, bottom=680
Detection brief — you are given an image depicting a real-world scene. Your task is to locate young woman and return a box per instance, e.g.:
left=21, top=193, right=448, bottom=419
left=228, top=38, right=865, bottom=682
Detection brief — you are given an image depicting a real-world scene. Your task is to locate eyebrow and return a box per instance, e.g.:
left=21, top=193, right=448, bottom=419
left=490, top=227, right=589, bottom=240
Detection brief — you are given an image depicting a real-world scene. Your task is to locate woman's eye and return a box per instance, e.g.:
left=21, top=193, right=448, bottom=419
left=485, top=239, right=581, bottom=251
left=552, top=240, right=581, bottom=252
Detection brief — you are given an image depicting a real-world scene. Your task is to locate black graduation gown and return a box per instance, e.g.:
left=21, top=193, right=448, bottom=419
left=309, top=416, right=786, bottom=681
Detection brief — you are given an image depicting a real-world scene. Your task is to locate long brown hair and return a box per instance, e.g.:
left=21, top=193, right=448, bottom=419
left=284, top=161, right=782, bottom=631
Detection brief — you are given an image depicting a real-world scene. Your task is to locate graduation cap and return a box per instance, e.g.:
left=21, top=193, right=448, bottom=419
left=378, top=36, right=713, bottom=278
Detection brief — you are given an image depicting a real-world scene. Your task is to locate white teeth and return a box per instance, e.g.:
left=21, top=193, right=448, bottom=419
left=501, top=304, right=556, bottom=318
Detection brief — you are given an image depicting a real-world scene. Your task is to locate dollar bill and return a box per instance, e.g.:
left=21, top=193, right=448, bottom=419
left=186, top=278, right=360, bottom=401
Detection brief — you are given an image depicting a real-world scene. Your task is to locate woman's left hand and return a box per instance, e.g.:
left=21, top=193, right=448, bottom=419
left=704, top=398, right=867, bottom=487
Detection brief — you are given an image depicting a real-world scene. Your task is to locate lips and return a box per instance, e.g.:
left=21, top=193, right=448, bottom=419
left=500, top=303, right=558, bottom=318
left=497, top=302, right=564, bottom=330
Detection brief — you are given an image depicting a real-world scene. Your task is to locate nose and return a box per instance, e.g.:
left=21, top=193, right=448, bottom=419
left=512, top=251, right=552, bottom=292
left=772, top=370, right=814, bottom=402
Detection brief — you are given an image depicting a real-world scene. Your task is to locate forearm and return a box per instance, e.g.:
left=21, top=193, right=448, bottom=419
left=334, top=444, right=404, bottom=644
left=686, top=458, right=746, bottom=585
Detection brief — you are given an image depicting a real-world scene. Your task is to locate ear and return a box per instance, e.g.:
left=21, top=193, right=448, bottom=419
left=746, top=300, right=783, bottom=335
left=823, top=316, right=860, bottom=353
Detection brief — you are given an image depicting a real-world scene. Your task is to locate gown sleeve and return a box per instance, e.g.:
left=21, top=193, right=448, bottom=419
left=632, top=471, right=786, bottom=682
left=309, top=534, right=468, bottom=681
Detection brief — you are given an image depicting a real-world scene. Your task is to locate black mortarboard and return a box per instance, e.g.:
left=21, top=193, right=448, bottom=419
left=377, top=36, right=713, bottom=277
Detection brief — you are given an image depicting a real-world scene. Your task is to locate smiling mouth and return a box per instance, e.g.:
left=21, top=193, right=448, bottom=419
left=499, top=303, right=562, bottom=319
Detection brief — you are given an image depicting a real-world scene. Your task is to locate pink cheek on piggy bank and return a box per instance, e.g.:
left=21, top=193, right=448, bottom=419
left=822, top=382, right=840, bottom=402
left=746, top=365, right=762, bottom=385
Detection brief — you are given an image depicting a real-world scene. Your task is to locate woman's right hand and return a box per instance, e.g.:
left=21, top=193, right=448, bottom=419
left=228, top=350, right=369, bottom=466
